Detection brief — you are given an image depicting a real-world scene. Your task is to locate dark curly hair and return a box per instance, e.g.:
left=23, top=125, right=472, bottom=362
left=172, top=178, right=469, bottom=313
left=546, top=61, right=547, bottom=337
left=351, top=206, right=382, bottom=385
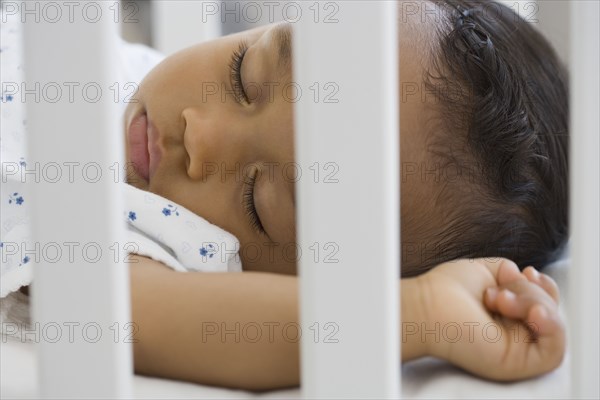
left=402, top=0, right=569, bottom=276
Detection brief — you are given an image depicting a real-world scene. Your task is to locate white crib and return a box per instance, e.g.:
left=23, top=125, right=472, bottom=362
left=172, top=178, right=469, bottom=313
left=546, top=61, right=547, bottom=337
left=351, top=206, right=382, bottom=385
left=3, top=0, right=598, bottom=398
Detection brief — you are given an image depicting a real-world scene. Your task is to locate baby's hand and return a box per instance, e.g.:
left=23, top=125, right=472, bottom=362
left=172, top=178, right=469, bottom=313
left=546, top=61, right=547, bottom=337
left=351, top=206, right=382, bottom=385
left=417, top=258, right=565, bottom=381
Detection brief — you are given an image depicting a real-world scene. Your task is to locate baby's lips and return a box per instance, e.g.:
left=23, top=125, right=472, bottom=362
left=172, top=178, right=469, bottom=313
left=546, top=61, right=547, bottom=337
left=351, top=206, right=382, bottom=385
left=128, top=113, right=150, bottom=182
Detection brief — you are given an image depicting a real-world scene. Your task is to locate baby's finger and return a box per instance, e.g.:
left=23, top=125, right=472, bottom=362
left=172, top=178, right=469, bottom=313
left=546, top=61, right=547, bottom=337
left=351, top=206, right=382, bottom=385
left=526, top=302, right=563, bottom=338
left=539, top=273, right=560, bottom=304
left=486, top=279, right=565, bottom=376
left=479, top=258, right=526, bottom=286
left=493, top=280, right=557, bottom=322
left=497, top=259, right=527, bottom=285
left=526, top=302, right=566, bottom=376
left=482, top=258, right=527, bottom=312
left=522, top=266, right=560, bottom=304
left=484, top=286, right=501, bottom=313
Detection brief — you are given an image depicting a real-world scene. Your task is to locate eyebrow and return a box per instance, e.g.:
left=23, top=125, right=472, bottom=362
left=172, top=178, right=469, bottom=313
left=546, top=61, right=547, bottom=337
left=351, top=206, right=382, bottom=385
left=273, top=23, right=292, bottom=70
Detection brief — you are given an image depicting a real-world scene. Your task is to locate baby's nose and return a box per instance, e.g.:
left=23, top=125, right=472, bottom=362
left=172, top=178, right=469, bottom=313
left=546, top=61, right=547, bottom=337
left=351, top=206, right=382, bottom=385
left=182, top=107, right=245, bottom=182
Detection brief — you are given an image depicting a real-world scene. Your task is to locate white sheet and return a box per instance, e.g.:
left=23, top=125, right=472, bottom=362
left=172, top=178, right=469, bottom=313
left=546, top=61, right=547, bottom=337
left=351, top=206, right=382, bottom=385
left=1, top=257, right=571, bottom=399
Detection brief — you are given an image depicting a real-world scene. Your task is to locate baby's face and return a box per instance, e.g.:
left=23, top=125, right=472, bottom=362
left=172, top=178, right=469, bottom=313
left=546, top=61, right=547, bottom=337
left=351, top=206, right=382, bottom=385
left=124, top=23, right=297, bottom=274
left=124, top=22, right=433, bottom=274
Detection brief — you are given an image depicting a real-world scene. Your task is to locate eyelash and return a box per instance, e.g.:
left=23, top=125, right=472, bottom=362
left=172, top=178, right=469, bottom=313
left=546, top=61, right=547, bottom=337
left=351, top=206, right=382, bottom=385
left=243, top=171, right=267, bottom=236
left=229, top=41, right=249, bottom=104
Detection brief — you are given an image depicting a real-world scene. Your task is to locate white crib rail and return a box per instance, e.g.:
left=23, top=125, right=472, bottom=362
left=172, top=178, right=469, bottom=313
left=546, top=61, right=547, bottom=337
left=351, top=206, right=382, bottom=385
left=22, top=1, right=132, bottom=398
left=294, top=1, right=400, bottom=398
left=151, top=0, right=221, bottom=55
left=569, top=1, right=600, bottom=399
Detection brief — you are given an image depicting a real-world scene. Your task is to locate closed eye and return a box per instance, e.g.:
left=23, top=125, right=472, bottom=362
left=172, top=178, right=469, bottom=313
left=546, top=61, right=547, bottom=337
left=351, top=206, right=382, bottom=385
left=229, top=40, right=250, bottom=104
left=243, top=168, right=268, bottom=238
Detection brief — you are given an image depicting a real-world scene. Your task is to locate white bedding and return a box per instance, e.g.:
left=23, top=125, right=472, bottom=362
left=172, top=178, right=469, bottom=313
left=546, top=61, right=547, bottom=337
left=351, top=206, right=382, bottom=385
left=1, top=257, right=572, bottom=399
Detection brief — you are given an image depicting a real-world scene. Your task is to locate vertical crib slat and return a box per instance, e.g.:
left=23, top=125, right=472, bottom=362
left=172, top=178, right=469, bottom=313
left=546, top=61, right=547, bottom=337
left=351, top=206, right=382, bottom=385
left=294, top=1, right=400, bottom=397
left=151, top=0, right=221, bottom=55
left=23, top=1, right=132, bottom=398
left=569, top=1, right=600, bottom=399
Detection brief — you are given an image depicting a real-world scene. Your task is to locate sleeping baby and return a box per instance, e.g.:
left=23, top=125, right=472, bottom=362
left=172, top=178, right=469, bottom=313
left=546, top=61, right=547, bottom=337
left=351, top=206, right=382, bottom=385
left=1, top=0, right=568, bottom=391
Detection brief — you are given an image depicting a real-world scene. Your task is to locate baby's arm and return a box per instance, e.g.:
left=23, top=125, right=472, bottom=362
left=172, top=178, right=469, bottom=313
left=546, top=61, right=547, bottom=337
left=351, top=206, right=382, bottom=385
left=129, top=255, right=300, bottom=391
left=129, top=255, right=427, bottom=391
left=129, top=256, right=565, bottom=391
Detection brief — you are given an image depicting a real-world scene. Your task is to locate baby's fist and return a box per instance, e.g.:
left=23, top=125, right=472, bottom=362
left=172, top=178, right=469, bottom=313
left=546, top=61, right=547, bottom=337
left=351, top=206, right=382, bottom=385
left=420, top=258, right=566, bottom=381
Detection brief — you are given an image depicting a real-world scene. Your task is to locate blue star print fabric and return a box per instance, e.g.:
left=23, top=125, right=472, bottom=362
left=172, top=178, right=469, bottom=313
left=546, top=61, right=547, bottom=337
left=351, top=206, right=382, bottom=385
left=123, top=183, right=242, bottom=274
